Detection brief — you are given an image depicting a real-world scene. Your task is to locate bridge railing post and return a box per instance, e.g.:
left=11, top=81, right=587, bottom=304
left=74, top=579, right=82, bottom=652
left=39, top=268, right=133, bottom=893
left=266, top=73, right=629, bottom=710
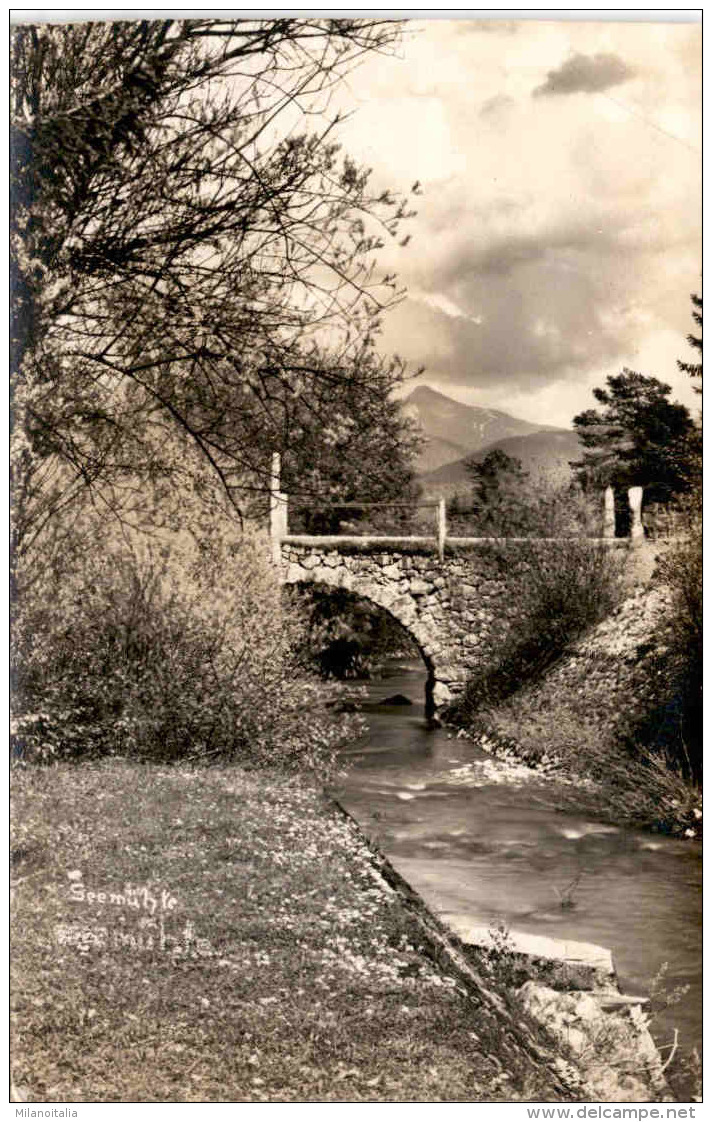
left=437, top=497, right=446, bottom=561
left=603, top=485, right=616, bottom=539
left=270, top=452, right=289, bottom=565
left=628, top=485, right=644, bottom=546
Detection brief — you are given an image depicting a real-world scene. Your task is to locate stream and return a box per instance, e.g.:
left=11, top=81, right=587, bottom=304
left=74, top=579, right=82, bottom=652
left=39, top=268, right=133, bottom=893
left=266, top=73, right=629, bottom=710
left=334, top=660, right=702, bottom=1066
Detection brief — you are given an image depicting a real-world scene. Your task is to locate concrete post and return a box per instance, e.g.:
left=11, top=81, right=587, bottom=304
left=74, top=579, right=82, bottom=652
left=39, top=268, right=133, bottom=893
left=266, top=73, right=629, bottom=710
left=437, top=497, right=446, bottom=561
left=603, top=486, right=616, bottom=538
left=628, top=485, right=644, bottom=545
left=269, top=453, right=289, bottom=565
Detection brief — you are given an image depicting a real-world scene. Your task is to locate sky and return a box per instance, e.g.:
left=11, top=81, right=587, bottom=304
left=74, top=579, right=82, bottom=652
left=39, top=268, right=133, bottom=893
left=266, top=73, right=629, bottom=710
left=12, top=11, right=700, bottom=431
left=330, top=15, right=702, bottom=428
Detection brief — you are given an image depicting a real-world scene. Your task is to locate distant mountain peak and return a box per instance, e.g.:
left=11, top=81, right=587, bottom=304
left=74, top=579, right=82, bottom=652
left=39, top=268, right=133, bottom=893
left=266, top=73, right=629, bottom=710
left=406, top=385, right=516, bottom=419
left=406, top=384, right=453, bottom=401
left=401, top=384, right=569, bottom=474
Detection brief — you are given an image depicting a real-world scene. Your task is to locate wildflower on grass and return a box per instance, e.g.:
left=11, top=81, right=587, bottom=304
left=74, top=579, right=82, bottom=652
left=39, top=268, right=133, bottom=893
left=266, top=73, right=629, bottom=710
left=12, top=761, right=585, bottom=1103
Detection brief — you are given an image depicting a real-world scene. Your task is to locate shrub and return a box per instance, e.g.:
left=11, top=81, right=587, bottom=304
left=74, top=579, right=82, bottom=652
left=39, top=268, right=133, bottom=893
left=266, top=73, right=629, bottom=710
left=479, top=696, right=701, bottom=836
left=446, top=540, right=625, bottom=720
left=446, top=473, right=604, bottom=539
left=11, top=520, right=357, bottom=774
left=650, top=492, right=702, bottom=781
left=443, top=493, right=702, bottom=834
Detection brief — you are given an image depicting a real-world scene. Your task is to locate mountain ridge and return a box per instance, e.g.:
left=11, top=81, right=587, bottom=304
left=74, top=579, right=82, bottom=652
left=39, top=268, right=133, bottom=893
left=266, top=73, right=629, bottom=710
left=401, top=384, right=572, bottom=476
left=419, top=428, right=584, bottom=492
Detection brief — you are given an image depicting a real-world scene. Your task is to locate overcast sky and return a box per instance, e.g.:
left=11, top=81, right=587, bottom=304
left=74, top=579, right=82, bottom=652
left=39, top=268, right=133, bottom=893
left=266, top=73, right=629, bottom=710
left=333, top=15, right=701, bottom=428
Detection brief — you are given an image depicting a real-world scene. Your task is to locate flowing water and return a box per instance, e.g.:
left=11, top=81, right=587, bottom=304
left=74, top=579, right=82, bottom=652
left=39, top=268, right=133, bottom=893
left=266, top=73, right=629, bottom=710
left=334, top=660, right=702, bottom=1065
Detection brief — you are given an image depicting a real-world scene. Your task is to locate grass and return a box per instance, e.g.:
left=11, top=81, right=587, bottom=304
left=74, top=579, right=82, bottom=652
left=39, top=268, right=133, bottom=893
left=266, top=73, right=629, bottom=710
left=11, top=761, right=575, bottom=1104
left=469, top=691, right=702, bottom=839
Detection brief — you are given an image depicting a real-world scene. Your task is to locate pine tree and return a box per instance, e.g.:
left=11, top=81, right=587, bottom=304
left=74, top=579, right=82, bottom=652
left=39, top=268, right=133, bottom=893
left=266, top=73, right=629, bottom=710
left=571, top=369, right=695, bottom=503
left=677, top=293, right=702, bottom=392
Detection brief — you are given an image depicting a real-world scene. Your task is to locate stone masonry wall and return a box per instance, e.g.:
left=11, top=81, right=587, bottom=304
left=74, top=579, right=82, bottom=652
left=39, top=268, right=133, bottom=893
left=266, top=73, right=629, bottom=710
left=280, top=538, right=537, bottom=708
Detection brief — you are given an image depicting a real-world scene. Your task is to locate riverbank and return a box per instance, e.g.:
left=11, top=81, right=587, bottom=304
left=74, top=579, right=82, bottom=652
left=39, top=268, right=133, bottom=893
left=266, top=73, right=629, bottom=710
left=333, top=663, right=701, bottom=1101
left=444, top=579, right=702, bottom=841
left=12, top=760, right=585, bottom=1103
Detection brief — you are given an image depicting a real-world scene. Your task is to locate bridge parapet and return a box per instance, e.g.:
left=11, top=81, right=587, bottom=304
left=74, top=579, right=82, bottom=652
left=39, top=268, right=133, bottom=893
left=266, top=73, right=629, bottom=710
left=269, top=453, right=645, bottom=560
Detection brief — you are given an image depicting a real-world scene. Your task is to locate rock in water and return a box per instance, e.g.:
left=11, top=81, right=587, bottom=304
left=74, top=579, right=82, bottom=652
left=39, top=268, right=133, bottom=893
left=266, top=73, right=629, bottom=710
left=382, top=694, right=413, bottom=706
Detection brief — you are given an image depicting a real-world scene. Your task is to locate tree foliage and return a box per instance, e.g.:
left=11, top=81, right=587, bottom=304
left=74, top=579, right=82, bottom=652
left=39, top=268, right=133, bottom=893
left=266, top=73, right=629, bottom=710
left=466, top=450, right=528, bottom=521
left=10, top=17, right=419, bottom=571
left=224, top=344, right=424, bottom=532
left=677, top=292, right=702, bottom=392
left=450, top=450, right=600, bottom=538
left=571, top=369, right=695, bottom=503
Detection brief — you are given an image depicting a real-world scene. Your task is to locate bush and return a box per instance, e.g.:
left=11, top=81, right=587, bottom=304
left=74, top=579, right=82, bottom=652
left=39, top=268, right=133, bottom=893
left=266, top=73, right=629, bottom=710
left=442, top=487, right=702, bottom=835
left=476, top=697, right=701, bottom=837
left=11, top=521, right=358, bottom=774
left=650, top=493, right=702, bottom=781
left=446, top=540, right=625, bottom=720
left=446, top=473, right=604, bottom=539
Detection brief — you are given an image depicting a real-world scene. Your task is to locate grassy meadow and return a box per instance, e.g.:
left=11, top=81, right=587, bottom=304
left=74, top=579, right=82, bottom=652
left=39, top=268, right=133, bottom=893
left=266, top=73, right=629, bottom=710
left=11, top=761, right=574, bottom=1103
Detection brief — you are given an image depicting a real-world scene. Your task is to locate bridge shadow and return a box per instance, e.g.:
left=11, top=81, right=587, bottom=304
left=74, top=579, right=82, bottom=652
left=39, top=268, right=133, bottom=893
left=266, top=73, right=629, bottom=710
left=284, top=581, right=438, bottom=718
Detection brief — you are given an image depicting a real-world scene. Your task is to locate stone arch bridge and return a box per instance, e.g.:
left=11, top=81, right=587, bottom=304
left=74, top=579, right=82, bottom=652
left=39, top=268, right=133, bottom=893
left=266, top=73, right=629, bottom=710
left=278, top=534, right=634, bottom=715
left=270, top=468, right=643, bottom=714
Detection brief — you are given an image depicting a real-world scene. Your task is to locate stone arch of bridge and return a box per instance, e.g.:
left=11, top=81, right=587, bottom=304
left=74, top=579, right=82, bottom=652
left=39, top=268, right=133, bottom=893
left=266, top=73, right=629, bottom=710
left=284, top=575, right=439, bottom=717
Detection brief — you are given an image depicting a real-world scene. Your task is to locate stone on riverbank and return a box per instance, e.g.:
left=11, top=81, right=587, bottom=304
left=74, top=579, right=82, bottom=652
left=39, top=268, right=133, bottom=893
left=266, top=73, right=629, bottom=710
left=519, top=981, right=672, bottom=1103
left=443, top=917, right=616, bottom=992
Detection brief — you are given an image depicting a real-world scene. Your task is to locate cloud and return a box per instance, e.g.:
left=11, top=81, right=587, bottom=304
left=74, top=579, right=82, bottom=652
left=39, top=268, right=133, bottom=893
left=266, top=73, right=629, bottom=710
left=534, top=52, right=634, bottom=97
left=479, top=94, right=515, bottom=120
left=414, top=290, right=482, bottom=323
left=382, top=249, right=626, bottom=396
left=380, top=200, right=693, bottom=405
left=456, top=19, right=520, bottom=37
left=333, top=19, right=700, bottom=426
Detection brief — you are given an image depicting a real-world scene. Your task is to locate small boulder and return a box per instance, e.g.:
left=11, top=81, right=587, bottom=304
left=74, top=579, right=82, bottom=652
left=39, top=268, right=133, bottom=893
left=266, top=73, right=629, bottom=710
left=332, top=698, right=361, bottom=713
left=382, top=694, right=413, bottom=706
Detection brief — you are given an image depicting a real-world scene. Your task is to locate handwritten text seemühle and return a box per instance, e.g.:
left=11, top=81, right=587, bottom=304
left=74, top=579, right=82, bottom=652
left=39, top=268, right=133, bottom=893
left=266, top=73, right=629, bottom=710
left=54, top=872, right=216, bottom=958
